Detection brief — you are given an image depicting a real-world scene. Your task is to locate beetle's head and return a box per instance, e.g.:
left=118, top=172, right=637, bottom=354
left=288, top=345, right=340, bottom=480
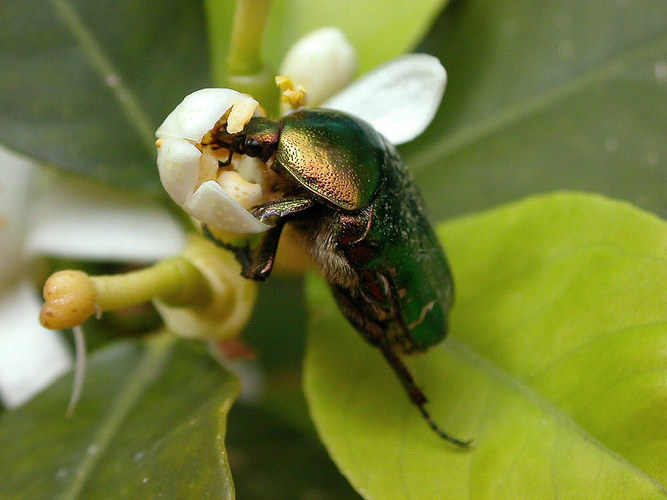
left=215, top=117, right=281, bottom=164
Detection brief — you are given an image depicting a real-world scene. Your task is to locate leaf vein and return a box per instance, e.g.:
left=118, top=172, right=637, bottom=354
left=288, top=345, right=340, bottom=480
left=48, top=0, right=157, bottom=154
left=58, top=336, right=174, bottom=500
left=410, top=31, right=667, bottom=170
left=446, top=336, right=667, bottom=493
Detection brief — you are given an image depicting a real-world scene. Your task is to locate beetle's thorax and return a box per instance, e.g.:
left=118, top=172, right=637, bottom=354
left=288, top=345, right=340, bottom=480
left=277, top=110, right=385, bottom=211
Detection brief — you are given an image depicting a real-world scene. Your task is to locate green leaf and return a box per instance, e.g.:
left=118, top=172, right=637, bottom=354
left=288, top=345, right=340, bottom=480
left=0, top=335, right=239, bottom=499
left=304, top=192, right=667, bottom=498
left=0, top=0, right=210, bottom=192
left=403, top=0, right=667, bottom=220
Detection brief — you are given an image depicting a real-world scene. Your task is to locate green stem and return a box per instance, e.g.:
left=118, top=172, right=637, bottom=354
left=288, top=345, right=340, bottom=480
left=205, top=0, right=279, bottom=115
left=226, top=0, right=272, bottom=75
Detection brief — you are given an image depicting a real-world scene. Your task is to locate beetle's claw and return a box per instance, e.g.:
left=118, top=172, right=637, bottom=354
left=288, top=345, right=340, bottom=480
left=417, top=404, right=473, bottom=448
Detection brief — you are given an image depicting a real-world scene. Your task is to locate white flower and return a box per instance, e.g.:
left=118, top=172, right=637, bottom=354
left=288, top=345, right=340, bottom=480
left=156, top=89, right=271, bottom=234
left=156, top=28, right=447, bottom=233
left=321, top=53, right=447, bottom=145
left=0, top=147, right=186, bottom=408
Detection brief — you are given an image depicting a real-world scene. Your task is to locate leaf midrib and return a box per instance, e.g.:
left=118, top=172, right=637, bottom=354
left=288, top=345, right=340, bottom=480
left=445, top=335, right=667, bottom=494
left=409, top=30, right=667, bottom=171
left=48, top=0, right=157, bottom=155
left=58, top=336, right=175, bottom=500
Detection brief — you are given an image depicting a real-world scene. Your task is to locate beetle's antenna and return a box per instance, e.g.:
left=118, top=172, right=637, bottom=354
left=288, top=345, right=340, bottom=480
left=379, top=343, right=472, bottom=448
left=218, top=136, right=243, bottom=166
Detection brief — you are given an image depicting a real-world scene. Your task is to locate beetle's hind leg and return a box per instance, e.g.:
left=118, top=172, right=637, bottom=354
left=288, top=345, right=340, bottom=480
left=331, top=286, right=471, bottom=448
left=377, top=342, right=472, bottom=448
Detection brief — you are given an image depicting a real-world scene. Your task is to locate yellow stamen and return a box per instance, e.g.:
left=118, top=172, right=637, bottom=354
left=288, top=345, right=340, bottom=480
left=275, top=75, right=307, bottom=110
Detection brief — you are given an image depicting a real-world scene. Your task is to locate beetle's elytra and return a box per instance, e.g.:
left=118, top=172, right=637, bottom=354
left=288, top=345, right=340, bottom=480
left=206, top=108, right=469, bottom=447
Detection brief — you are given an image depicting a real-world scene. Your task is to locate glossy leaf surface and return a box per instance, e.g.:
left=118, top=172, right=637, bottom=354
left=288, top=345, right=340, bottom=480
left=304, top=193, right=667, bottom=499
left=0, top=0, right=210, bottom=192
left=0, top=336, right=238, bottom=499
left=404, top=0, right=667, bottom=219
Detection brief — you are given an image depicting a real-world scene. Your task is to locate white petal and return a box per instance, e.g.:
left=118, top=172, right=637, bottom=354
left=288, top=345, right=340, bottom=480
left=323, top=54, right=447, bottom=145
left=156, top=137, right=201, bottom=206
left=156, top=88, right=256, bottom=141
left=0, top=281, right=72, bottom=408
left=26, top=171, right=187, bottom=263
left=279, top=27, right=357, bottom=108
left=183, top=180, right=270, bottom=233
left=0, top=147, right=36, bottom=287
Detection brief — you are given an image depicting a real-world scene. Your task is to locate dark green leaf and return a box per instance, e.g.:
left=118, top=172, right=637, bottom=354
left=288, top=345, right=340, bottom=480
left=227, top=403, right=360, bottom=500
left=0, top=0, right=210, bottom=191
left=405, top=0, right=667, bottom=219
left=304, top=193, right=667, bottom=498
left=0, top=335, right=238, bottom=499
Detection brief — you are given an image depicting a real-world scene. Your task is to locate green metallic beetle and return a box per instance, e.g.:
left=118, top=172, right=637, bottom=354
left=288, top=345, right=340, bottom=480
left=208, top=108, right=469, bottom=447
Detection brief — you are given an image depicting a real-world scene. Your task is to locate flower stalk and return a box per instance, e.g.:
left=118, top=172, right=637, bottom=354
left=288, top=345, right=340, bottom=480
left=207, top=0, right=278, bottom=115
left=225, top=0, right=271, bottom=76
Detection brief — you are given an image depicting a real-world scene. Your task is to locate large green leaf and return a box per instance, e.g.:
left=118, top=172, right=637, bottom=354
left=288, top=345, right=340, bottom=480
left=0, top=0, right=210, bottom=192
left=304, top=192, right=667, bottom=498
left=0, top=335, right=238, bottom=499
left=404, top=0, right=667, bottom=219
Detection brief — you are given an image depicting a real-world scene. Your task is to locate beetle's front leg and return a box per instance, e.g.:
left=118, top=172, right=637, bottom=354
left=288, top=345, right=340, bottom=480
left=252, top=196, right=315, bottom=223
left=205, top=196, right=315, bottom=281
left=237, top=224, right=284, bottom=281
left=232, top=196, right=315, bottom=280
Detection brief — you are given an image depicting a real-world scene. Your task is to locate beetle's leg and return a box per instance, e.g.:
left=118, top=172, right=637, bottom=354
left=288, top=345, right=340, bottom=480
left=238, top=224, right=284, bottom=281
left=202, top=224, right=283, bottom=281
left=332, top=286, right=471, bottom=448
left=377, top=342, right=471, bottom=448
left=202, top=196, right=314, bottom=281
left=330, top=285, right=385, bottom=343
left=233, top=196, right=315, bottom=280
left=252, top=196, right=315, bottom=223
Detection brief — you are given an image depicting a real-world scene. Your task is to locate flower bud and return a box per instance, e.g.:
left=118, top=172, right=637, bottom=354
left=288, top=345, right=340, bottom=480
left=279, top=27, right=357, bottom=109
